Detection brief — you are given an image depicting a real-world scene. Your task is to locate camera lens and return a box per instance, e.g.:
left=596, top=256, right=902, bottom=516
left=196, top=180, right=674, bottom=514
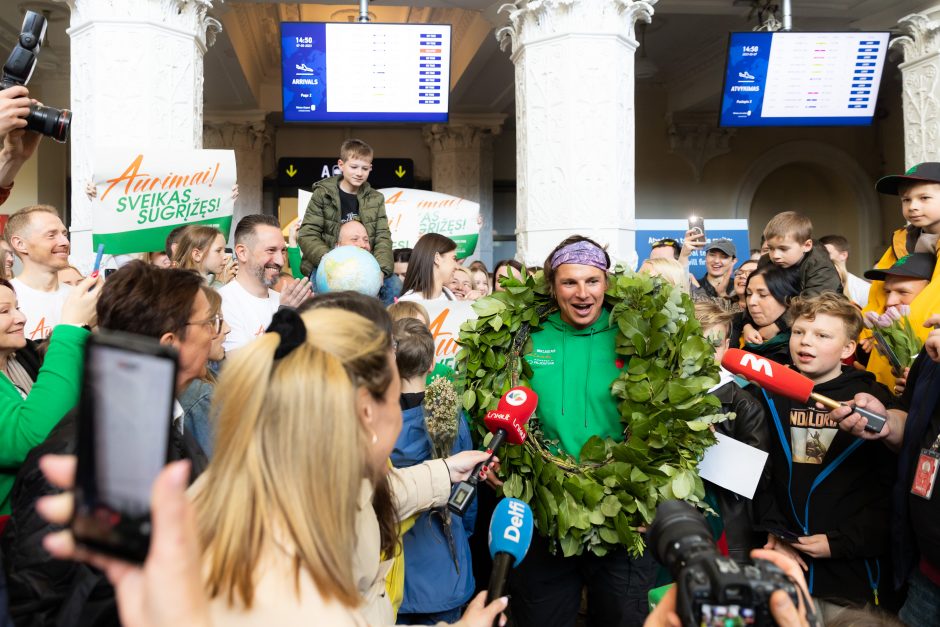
left=647, top=499, right=716, bottom=575
left=25, top=103, right=71, bottom=143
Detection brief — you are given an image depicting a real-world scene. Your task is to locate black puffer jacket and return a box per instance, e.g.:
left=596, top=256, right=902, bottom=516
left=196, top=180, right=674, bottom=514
left=710, top=380, right=771, bottom=561
left=0, top=411, right=207, bottom=627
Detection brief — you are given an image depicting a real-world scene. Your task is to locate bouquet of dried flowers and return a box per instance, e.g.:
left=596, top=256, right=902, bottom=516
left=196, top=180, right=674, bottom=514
left=422, top=375, right=461, bottom=570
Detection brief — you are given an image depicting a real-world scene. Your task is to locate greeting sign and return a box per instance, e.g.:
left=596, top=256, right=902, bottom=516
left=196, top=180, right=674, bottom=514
left=419, top=299, right=477, bottom=370
left=92, top=149, right=237, bottom=254
left=297, top=187, right=481, bottom=258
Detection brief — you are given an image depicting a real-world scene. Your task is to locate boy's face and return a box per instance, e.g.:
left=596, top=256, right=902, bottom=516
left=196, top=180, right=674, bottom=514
left=337, top=156, right=373, bottom=189
left=899, top=182, right=940, bottom=234
left=765, top=235, right=812, bottom=268
left=705, top=249, right=735, bottom=278
left=789, top=313, right=855, bottom=383
left=702, top=324, right=730, bottom=365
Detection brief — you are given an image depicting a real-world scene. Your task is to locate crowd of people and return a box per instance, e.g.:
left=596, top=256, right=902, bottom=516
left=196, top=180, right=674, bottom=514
left=0, top=82, right=938, bottom=627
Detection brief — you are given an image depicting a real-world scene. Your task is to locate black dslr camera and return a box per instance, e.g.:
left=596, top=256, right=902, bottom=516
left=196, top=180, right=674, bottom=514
left=648, top=500, right=806, bottom=627
left=1, top=10, right=71, bottom=143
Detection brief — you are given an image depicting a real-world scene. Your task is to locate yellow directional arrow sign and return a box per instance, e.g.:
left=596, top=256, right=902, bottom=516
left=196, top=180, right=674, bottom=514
left=394, top=165, right=406, bottom=178
left=286, top=164, right=298, bottom=178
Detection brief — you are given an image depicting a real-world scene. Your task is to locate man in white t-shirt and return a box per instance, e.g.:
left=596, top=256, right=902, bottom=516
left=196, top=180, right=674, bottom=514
left=5, top=205, right=75, bottom=340
left=220, top=214, right=312, bottom=352
left=820, top=234, right=870, bottom=308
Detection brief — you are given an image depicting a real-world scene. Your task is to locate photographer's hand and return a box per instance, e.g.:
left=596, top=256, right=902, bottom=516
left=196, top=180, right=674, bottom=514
left=0, top=85, right=30, bottom=137
left=642, top=585, right=681, bottom=627
left=751, top=549, right=817, bottom=627
left=764, top=533, right=807, bottom=571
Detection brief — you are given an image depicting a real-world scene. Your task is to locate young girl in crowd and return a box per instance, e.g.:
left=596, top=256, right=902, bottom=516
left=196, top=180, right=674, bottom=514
left=172, top=226, right=234, bottom=287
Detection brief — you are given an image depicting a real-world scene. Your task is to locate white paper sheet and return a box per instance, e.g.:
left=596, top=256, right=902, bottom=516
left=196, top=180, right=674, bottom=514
left=698, top=433, right=769, bottom=500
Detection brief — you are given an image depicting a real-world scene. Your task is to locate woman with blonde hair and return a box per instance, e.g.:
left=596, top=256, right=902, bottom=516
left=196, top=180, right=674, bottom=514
left=172, top=226, right=235, bottom=286
left=191, top=307, right=506, bottom=625
left=639, top=256, right=689, bottom=292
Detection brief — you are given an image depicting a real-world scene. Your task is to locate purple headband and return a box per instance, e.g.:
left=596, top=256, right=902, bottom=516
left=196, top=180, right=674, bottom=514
left=550, top=241, right=608, bottom=271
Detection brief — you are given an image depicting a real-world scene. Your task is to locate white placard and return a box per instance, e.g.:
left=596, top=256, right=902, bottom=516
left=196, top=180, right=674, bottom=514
left=698, top=432, right=769, bottom=500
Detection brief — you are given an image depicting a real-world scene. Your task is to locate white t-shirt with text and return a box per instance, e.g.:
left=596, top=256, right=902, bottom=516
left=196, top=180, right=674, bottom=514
left=10, top=279, right=73, bottom=341
left=219, top=279, right=280, bottom=352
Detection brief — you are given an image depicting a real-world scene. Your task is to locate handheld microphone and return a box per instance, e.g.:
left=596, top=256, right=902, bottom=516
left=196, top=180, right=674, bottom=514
left=721, top=348, right=886, bottom=433
left=486, top=498, right=534, bottom=618
left=448, top=386, right=538, bottom=516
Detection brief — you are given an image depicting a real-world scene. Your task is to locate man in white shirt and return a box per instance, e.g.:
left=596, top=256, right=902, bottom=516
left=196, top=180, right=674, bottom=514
left=220, top=214, right=311, bottom=352
left=5, top=205, right=75, bottom=340
left=820, top=234, right=870, bottom=308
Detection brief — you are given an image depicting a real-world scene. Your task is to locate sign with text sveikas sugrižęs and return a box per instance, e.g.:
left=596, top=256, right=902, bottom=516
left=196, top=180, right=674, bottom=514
left=277, top=157, right=415, bottom=189
left=91, top=149, right=237, bottom=255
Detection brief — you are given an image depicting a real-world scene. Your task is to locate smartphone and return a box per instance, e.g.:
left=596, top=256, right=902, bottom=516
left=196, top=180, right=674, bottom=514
left=103, top=268, right=117, bottom=278
left=767, top=527, right=801, bottom=543
left=688, top=215, right=706, bottom=239
left=224, top=247, right=233, bottom=255
left=72, top=331, right=179, bottom=563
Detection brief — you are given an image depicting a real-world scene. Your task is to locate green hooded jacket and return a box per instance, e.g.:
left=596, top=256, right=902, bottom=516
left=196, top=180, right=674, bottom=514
left=297, top=175, right=394, bottom=277
left=524, top=309, right=624, bottom=461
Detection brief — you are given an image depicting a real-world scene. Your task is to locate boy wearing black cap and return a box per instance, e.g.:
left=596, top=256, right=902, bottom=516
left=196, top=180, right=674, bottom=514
left=862, top=163, right=940, bottom=388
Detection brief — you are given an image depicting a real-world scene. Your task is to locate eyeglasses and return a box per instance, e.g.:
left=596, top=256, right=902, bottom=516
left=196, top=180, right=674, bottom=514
left=734, top=269, right=753, bottom=279
left=186, top=313, right=223, bottom=335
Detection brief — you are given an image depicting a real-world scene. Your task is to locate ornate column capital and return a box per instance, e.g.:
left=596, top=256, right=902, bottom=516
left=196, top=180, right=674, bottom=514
left=422, top=114, right=507, bottom=152
left=891, top=11, right=940, bottom=65
left=666, top=112, right=735, bottom=183
left=203, top=111, right=271, bottom=152
left=54, top=0, right=222, bottom=49
left=496, top=0, right=656, bottom=56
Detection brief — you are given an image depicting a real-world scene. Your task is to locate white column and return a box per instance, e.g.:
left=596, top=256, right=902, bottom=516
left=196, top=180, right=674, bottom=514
left=892, top=8, right=940, bottom=169
left=423, top=114, right=506, bottom=268
left=497, top=0, right=656, bottom=266
left=203, top=114, right=271, bottom=237
left=56, top=0, right=221, bottom=268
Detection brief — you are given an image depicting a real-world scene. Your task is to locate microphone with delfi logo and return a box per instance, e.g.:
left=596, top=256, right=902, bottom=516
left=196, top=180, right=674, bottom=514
left=448, top=386, right=538, bottom=516
left=487, top=497, right=534, bottom=615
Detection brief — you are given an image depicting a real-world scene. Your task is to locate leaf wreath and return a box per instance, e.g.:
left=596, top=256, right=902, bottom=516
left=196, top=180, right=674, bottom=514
left=455, top=266, right=731, bottom=558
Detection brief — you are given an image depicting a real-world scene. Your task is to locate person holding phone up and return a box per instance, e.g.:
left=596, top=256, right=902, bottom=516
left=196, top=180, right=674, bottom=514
left=0, top=274, right=101, bottom=515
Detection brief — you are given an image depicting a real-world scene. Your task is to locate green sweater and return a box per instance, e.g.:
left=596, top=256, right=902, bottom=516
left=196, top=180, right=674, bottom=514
left=525, top=310, right=624, bottom=460
left=0, top=324, right=89, bottom=514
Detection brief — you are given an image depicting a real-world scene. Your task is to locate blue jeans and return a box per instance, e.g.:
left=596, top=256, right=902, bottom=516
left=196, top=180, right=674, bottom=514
left=899, top=569, right=940, bottom=626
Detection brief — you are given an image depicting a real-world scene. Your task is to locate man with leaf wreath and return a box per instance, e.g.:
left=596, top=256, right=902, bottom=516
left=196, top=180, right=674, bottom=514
left=494, top=236, right=656, bottom=627
left=458, top=233, right=727, bottom=627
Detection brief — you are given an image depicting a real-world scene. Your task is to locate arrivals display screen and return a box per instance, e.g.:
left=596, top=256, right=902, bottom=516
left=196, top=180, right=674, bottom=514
left=719, top=31, right=889, bottom=127
left=281, top=22, right=451, bottom=123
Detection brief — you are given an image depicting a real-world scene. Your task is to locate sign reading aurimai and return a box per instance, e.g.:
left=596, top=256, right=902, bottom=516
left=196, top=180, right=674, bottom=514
left=92, top=149, right=237, bottom=254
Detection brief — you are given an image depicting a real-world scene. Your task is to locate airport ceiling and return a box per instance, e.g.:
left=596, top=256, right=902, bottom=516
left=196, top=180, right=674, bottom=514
left=1, top=0, right=935, bottom=120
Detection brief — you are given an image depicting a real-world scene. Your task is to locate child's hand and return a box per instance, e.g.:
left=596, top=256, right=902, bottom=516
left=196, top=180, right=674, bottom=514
left=794, top=534, right=830, bottom=559
left=230, top=184, right=239, bottom=201
left=759, top=322, right=780, bottom=340
left=288, top=221, right=300, bottom=248
left=743, top=323, right=763, bottom=345
left=859, top=337, right=874, bottom=354
left=894, top=367, right=910, bottom=396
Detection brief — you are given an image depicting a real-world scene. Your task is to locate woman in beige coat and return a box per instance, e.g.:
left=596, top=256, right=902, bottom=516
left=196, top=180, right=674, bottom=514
left=191, top=307, right=505, bottom=626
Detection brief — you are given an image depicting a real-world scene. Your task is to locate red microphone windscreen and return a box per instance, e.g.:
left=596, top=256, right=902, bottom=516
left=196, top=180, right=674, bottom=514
left=484, top=386, right=538, bottom=445
left=721, top=348, right=814, bottom=403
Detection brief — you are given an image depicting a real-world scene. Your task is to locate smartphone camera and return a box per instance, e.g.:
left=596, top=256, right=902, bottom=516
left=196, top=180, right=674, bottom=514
left=72, top=331, right=178, bottom=563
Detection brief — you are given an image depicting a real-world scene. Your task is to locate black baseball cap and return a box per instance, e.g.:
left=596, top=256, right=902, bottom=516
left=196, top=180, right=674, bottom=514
left=705, top=238, right=737, bottom=258
left=875, top=162, right=940, bottom=195
left=864, top=253, right=935, bottom=281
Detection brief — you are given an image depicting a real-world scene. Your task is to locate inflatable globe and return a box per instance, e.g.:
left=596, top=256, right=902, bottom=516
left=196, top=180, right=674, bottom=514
left=315, top=246, right=383, bottom=296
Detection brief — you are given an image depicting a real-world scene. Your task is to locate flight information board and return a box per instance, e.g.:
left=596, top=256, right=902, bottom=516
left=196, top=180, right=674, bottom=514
left=720, top=31, right=889, bottom=127
left=281, top=22, right=451, bottom=123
